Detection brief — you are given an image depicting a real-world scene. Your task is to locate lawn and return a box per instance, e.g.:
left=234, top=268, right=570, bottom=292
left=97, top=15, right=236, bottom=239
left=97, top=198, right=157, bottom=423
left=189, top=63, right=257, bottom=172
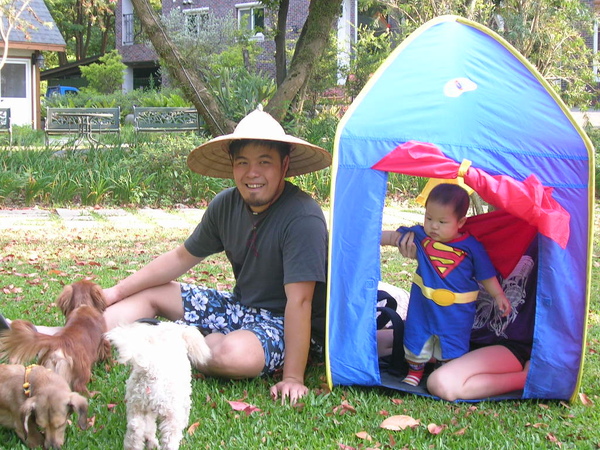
left=0, top=209, right=599, bottom=449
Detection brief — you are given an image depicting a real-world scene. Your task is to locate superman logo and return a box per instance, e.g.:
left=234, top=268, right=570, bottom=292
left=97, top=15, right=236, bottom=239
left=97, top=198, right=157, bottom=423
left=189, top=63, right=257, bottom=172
left=422, top=237, right=466, bottom=278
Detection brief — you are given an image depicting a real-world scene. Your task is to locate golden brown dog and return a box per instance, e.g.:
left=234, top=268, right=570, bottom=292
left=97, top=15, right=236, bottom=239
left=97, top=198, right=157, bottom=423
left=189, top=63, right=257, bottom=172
left=0, top=363, right=88, bottom=449
left=0, top=280, right=111, bottom=395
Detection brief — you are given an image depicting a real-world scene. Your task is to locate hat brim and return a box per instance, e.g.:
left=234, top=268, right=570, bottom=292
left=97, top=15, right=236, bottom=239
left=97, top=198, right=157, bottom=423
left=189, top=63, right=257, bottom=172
left=187, top=135, right=332, bottom=179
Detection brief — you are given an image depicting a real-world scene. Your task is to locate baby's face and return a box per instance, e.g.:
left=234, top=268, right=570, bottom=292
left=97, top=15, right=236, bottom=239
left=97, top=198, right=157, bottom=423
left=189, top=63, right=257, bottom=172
left=423, top=201, right=464, bottom=243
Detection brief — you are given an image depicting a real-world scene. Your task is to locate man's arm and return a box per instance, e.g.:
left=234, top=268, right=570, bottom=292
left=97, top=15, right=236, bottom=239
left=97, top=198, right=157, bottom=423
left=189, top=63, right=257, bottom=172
left=270, top=280, right=315, bottom=405
left=104, top=244, right=204, bottom=306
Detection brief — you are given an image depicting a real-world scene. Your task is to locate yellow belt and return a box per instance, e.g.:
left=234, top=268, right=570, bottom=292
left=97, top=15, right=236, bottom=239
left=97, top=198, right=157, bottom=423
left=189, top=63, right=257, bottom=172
left=412, top=273, right=479, bottom=306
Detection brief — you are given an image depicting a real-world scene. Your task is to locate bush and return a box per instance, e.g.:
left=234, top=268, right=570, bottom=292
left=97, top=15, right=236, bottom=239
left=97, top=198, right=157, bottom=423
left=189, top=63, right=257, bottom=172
left=80, top=51, right=127, bottom=95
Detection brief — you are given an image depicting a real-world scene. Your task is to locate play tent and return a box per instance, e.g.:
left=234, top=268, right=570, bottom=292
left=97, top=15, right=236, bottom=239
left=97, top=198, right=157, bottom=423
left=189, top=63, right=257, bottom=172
left=326, top=15, right=595, bottom=401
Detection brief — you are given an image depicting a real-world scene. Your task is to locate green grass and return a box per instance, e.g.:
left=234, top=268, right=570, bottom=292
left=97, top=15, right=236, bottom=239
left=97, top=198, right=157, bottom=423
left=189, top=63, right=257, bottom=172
left=0, top=113, right=429, bottom=209
left=0, top=218, right=599, bottom=449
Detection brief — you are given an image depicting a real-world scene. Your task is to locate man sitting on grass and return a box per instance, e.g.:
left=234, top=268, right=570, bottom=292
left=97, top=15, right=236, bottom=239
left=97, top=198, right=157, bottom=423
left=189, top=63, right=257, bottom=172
left=1, top=108, right=331, bottom=405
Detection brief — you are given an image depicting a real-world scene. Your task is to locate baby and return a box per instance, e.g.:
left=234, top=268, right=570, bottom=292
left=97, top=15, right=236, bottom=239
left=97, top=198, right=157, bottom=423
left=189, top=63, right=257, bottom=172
left=381, top=183, right=511, bottom=386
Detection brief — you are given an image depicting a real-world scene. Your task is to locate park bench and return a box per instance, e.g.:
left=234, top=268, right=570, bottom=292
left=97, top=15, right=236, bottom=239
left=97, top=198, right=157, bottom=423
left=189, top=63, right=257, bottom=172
left=45, top=107, right=121, bottom=147
left=133, top=106, right=202, bottom=145
left=0, top=108, right=12, bottom=145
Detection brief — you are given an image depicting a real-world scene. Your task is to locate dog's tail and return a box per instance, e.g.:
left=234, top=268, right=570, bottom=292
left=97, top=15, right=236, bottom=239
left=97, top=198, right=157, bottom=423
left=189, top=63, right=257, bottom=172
left=182, top=326, right=211, bottom=368
left=0, top=319, right=59, bottom=364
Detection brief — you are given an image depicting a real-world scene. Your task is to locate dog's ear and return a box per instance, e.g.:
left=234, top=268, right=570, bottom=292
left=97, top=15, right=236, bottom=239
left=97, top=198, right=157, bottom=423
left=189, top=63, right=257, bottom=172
left=20, top=397, right=37, bottom=438
left=56, top=284, right=74, bottom=317
left=68, top=392, right=89, bottom=430
left=98, top=338, right=112, bottom=361
left=89, top=283, right=107, bottom=313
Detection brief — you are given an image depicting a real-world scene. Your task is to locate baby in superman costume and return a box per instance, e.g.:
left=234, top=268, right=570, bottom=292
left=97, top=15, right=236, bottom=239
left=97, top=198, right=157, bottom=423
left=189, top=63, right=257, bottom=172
left=400, top=224, right=496, bottom=361
left=381, top=183, right=510, bottom=386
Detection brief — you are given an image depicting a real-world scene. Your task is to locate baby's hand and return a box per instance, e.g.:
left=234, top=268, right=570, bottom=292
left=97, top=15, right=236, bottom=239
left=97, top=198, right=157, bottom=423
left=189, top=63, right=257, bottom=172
left=496, top=295, right=512, bottom=317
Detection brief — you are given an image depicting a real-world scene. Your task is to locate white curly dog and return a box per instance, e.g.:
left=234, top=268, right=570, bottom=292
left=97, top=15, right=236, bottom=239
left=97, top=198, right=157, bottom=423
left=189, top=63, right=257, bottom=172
left=106, top=321, right=211, bottom=450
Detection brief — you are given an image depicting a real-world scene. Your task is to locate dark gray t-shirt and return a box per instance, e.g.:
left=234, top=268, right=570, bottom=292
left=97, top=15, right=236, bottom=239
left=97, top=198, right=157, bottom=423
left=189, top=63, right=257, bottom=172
left=184, top=182, right=327, bottom=344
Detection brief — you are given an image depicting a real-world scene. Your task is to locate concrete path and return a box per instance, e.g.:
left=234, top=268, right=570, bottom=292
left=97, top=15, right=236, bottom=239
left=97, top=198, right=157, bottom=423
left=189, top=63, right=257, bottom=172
left=0, top=206, right=423, bottom=230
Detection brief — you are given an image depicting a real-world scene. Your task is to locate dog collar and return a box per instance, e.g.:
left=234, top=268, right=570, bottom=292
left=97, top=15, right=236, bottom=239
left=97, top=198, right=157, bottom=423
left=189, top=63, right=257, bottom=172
left=23, top=364, right=38, bottom=397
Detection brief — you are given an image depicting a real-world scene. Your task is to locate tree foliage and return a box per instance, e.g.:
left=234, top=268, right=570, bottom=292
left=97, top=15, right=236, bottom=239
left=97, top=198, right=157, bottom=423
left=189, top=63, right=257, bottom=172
left=79, top=50, right=126, bottom=94
left=161, top=9, right=260, bottom=76
left=130, top=0, right=342, bottom=131
left=45, top=0, right=116, bottom=63
left=359, top=0, right=596, bottom=108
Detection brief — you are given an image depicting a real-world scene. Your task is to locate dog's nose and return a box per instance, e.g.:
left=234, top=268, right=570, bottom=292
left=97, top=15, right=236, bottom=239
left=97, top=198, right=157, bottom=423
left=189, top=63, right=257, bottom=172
left=45, top=438, right=64, bottom=450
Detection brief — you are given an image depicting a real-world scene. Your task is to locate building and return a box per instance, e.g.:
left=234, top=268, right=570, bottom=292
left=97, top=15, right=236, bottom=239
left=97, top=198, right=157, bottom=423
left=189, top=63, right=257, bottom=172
left=116, top=0, right=357, bottom=92
left=0, top=0, right=66, bottom=128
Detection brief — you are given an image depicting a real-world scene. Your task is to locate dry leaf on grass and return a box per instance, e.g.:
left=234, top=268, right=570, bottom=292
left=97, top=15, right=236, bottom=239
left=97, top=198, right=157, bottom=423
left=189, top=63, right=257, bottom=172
left=546, top=433, right=563, bottom=447
left=332, top=400, right=357, bottom=415
left=227, top=400, right=261, bottom=415
left=427, top=423, right=447, bottom=435
left=355, top=431, right=372, bottom=441
left=380, top=415, right=421, bottom=430
left=187, top=422, right=199, bottom=435
left=579, top=392, right=593, bottom=406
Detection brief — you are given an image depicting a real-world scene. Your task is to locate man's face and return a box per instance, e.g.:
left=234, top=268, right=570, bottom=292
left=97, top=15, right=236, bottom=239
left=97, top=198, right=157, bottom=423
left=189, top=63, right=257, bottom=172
left=232, top=142, right=290, bottom=213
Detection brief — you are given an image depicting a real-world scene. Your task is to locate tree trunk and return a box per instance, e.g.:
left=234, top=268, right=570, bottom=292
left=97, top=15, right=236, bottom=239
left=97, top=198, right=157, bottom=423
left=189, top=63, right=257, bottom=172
left=274, top=0, right=289, bottom=86
left=130, top=0, right=235, bottom=135
left=131, top=0, right=340, bottom=131
left=266, top=0, right=342, bottom=121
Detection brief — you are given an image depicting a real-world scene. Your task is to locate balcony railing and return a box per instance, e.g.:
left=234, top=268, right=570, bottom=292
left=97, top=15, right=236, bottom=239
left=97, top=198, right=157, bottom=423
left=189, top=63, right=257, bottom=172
left=123, top=13, right=142, bottom=45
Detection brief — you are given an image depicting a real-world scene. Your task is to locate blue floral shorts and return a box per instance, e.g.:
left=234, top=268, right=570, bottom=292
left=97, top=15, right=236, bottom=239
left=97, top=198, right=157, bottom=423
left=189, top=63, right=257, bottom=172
left=177, top=283, right=286, bottom=375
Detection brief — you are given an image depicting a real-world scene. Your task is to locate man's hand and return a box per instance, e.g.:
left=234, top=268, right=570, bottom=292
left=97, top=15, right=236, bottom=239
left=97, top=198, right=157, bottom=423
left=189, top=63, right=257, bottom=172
left=102, top=286, right=121, bottom=307
left=270, top=377, right=308, bottom=405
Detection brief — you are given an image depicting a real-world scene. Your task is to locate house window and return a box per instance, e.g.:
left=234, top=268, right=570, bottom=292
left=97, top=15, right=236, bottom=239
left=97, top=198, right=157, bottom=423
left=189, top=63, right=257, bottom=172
left=236, top=2, right=264, bottom=40
left=185, top=8, right=209, bottom=35
left=0, top=63, right=26, bottom=98
left=123, top=13, right=142, bottom=45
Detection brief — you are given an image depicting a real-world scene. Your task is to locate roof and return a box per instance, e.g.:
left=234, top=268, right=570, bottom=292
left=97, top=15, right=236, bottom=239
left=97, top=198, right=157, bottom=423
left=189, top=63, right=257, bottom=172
left=1, top=0, right=66, bottom=51
left=40, top=54, right=101, bottom=81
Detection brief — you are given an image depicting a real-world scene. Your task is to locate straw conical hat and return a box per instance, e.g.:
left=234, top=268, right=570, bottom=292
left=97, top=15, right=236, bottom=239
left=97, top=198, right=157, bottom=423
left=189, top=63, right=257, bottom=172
left=187, top=108, right=332, bottom=179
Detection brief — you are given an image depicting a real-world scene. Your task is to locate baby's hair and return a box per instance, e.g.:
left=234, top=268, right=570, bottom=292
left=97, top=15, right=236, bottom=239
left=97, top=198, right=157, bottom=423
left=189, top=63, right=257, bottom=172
left=229, top=139, right=291, bottom=162
left=426, top=183, right=470, bottom=219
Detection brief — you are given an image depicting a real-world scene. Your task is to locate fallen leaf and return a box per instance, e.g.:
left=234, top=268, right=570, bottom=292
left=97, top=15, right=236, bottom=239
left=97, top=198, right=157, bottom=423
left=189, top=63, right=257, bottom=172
left=579, top=392, right=594, bottom=406
left=332, top=400, right=357, bottom=415
left=227, top=400, right=261, bottom=415
left=453, top=427, right=468, bottom=435
left=390, top=398, right=404, bottom=405
left=427, top=423, right=447, bottom=435
left=380, top=415, right=420, bottom=431
left=355, top=431, right=372, bottom=441
left=187, top=422, right=199, bottom=435
left=546, top=433, right=562, bottom=447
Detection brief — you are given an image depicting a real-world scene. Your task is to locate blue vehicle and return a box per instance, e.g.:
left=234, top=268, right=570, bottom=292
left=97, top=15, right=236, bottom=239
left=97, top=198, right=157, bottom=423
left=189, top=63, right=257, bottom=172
left=46, top=85, right=80, bottom=97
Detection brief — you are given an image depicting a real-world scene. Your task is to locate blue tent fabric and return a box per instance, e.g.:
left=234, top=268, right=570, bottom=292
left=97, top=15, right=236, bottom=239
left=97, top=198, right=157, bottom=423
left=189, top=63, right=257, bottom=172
left=326, top=15, right=594, bottom=401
